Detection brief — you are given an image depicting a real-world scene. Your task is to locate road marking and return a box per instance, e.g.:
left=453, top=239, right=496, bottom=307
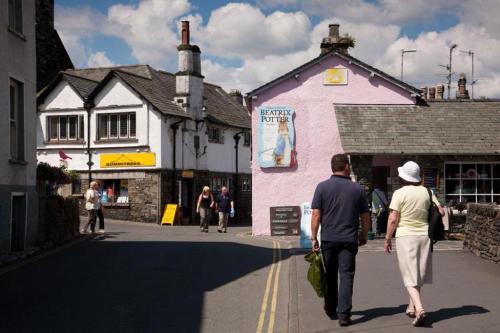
left=256, top=241, right=277, bottom=333
left=267, top=241, right=282, bottom=333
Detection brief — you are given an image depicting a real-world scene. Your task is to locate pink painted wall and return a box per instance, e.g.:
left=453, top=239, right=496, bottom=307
left=251, top=55, right=416, bottom=235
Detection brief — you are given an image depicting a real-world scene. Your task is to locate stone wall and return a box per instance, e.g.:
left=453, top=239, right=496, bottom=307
left=129, top=172, right=160, bottom=223
left=464, top=204, right=500, bottom=264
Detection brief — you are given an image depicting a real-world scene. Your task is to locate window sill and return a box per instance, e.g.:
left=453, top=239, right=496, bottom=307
left=9, top=159, right=28, bottom=165
left=44, top=140, right=86, bottom=145
left=208, top=140, right=224, bottom=144
left=8, top=27, right=26, bottom=41
left=102, top=202, right=130, bottom=208
left=94, top=138, right=139, bottom=144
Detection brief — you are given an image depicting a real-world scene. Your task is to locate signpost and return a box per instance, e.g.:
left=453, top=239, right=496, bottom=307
left=161, top=204, right=178, bottom=225
left=270, top=206, right=301, bottom=236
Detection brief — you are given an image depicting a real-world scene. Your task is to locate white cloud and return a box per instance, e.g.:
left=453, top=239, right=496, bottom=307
left=87, top=51, right=116, bottom=67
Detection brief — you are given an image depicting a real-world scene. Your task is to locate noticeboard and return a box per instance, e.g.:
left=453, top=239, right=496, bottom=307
left=161, top=204, right=178, bottom=225
left=270, top=206, right=301, bottom=236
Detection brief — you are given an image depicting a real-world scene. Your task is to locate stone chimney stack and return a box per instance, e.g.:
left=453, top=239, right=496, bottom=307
left=229, top=90, right=243, bottom=105
left=320, top=23, right=352, bottom=55
left=428, top=87, right=436, bottom=99
left=420, top=87, right=428, bottom=99
left=176, top=21, right=204, bottom=119
left=436, top=85, right=444, bottom=100
left=456, top=73, right=470, bottom=99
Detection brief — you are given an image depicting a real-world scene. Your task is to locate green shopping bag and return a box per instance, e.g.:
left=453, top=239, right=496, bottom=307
left=304, top=251, right=326, bottom=298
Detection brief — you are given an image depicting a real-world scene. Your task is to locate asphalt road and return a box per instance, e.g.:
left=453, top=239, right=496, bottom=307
left=0, top=220, right=290, bottom=333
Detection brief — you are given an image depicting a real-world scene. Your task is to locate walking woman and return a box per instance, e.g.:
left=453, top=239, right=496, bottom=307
left=197, top=186, right=214, bottom=233
left=82, top=181, right=99, bottom=234
left=384, top=161, right=444, bottom=327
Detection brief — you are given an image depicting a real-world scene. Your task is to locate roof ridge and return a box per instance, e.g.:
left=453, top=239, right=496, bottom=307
left=62, top=71, right=101, bottom=82
left=68, top=64, right=148, bottom=71
left=113, top=68, right=152, bottom=80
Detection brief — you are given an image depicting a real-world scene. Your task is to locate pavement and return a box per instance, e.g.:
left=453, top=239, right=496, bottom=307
left=0, top=218, right=499, bottom=333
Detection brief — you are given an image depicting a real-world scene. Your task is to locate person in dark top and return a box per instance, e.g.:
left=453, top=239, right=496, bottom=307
left=215, top=186, right=235, bottom=233
left=311, top=154, right=371, bottom=326
left=196, top=186, right=214, bottom=233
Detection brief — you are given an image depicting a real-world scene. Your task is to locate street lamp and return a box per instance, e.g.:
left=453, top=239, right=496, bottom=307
left=400, top=49, right=417, bottom=81
left=460, top=49, right=476, bottom=99
left=448, top=44, right=458, bottom=99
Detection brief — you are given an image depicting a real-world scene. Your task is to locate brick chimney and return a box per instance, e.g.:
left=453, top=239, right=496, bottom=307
left=229, top=90, right=243, bottom=105
left=428, top=87, right=436, bottom=99
left=456, top=73, right=470, bottom=99
left=436, top=85, right=444, bottom=100
left=320, top=23, right=352, bottom=55
left=176, top=21, right=204, bottom=119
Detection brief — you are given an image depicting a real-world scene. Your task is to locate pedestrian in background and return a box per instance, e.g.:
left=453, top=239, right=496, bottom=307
left=82, top=181, right=98, bottom=234
left=216, top=186, right=234, bottom=233
left=384, top=161, right=445, bottom=327
left=310, top=154, right=371, bottom=327
left=197, top=186, right=214, bottom=233
left=96, top=181, right=105, bottom=234
left=372, top=185, right=389, bottom=235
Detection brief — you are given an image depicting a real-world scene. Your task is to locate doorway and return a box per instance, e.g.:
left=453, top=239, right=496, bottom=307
left=372, top=166, right=390, bottom=194
left=181, top=179, right=194, bottom=224
left=11, top=194, right=26, bottom=252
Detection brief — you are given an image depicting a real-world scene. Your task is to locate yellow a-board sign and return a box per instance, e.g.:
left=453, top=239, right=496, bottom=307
left=161, top=204, right=178, bottom=225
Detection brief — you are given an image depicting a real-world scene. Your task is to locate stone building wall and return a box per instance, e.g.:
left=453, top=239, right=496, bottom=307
left=464, top=204, right=500, bottom=264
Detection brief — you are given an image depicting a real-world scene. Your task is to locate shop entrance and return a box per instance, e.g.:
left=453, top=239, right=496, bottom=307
left=11, top=194, right=26, bottom=252
left=181, top=179, right=194, bottom=224
left=372, top=166, right=390, bottom=193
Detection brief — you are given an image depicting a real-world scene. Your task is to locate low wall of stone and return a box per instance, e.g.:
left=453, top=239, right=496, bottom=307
left=464, top=204, right=500, bottom=264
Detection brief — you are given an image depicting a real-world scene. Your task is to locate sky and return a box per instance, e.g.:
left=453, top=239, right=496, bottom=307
left=55, top=0, right=500, bottom=98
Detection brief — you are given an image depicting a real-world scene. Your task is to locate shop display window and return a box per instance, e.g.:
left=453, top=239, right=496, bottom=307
left=444, top=163, right=500, bottom=204
left=100, top=179, right=129, bottom=203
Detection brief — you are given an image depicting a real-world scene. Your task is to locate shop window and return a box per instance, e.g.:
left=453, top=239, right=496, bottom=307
left=98, top=113, right=136, bottom=141
left=101, top=179, right=129, bottom=203
left=8, top=0, right=23, bottom=34
left=209, top=176, right=230, bottom=192
left=47, top=115, right=84, bottom=142
left=444, top=162, right=500, bottom=205
left=208, top=127, right=223, bottom=143
left=243, top=132, right=251, bottom=146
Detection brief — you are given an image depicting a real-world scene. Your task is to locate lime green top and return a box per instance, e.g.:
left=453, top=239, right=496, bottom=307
left=389, top=185, right=440, bottom=237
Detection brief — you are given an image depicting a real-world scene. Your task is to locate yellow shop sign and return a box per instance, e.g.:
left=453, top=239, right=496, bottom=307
left=324, top=68, right=348, bottom=85
left=100, top=153, right=156, bottom=168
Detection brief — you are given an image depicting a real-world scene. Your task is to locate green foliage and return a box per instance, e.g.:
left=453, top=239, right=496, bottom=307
left=38, top=195, right=80, bottom=244
left=37, top=162, right=71, bottom=184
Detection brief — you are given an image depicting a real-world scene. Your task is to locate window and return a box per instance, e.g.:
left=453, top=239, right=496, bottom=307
left=101, top=179, right=129, bottom=203
left=8, top=0, right=23, bottom=34
left=10, top=78, right=24, bottom=160
left=208, top=127, right=222, bottom=143
left=209, top=176, right=230, bottom=193
left=242, top=177, right=251, bottom=192
left=444, top=162, right=500, bottom=205
left=98, top=113, right=136, bottom=140
left=243, top=132, right=251, bottom=146
left=47, top=115, right=84, bottom=142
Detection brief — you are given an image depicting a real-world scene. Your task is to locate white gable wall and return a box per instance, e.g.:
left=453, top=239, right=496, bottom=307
left=41, top=81, right=84, bottom=110
left=95, top=77, right=142, bottom=107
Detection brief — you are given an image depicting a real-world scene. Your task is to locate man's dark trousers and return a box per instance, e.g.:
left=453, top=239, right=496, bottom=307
left=96, top=209, right=104, bottom=230
left=321, top=241, right=358, bottom=319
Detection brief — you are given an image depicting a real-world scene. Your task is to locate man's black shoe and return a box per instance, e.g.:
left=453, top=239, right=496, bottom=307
left=323, top=304, right=337, bottom=320
left=338, top=318, right=352, bottom=326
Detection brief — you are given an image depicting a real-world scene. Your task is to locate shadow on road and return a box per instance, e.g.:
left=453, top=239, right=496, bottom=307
left=427, top=305, right=490, bottom=327
left=0, top=238, right=287, bottom=333
left=352, top=304, right=407, bottom=324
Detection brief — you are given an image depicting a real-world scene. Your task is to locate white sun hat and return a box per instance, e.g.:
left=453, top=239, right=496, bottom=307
left=398, top=161, right=421, bottom=183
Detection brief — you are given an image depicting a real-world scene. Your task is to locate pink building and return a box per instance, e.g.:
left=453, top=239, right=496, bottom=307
left=247, top=24, right=500, bottom=236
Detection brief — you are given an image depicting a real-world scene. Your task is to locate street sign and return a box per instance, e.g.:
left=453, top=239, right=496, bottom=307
left=161, top=204, right=178, bottom=225
left=270, top=206, right=300, bottom=236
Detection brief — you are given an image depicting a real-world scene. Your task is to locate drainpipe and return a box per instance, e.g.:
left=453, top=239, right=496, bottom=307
left=233, top=130, right=245, bottom=221
left=84, top=98, right=95, bottom=184
left=170, top=119, right=184, bottom=201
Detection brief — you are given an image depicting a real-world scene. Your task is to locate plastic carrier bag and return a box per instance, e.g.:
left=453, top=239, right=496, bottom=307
left=304, top=251, right=326, bottom=298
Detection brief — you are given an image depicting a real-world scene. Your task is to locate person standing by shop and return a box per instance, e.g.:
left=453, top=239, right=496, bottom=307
left=372, top=186, right=389, bottom=235
left=384, top=161, right=445, bottom=327
left=82, top=181, right=98, bottom=234
left=216, top=186, right=234, bottom=233
left=96, top=181, right=105, bottom=234
left=310, top=154, right=371, bottom=326
left=197, top=186, right=214, bottom=233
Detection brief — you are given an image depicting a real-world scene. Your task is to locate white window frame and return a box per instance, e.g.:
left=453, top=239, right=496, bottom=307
left=47, top=115, right=84, bottom=142
left=98, top=113, right=136, bottom=141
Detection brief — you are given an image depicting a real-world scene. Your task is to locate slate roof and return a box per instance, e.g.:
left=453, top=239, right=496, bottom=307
left=335, top=101, right=500, bottom=155
left=246, top=50, right=421, bottom=98
left=39, top=65, right=250, bottom=128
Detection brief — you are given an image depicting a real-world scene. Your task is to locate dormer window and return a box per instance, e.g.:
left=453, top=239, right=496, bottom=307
left=97, top=112, right=136, bottom=141
left=47, top=115, right=84, bottom=142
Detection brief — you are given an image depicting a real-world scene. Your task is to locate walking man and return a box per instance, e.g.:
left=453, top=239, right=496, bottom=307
left=310, top=154, right=371, bottom=326
left=82, top=181, right=98, bottom=234
left=216, top=186, right=234, bottom=233
left=96, top=181, right=105, bottom=234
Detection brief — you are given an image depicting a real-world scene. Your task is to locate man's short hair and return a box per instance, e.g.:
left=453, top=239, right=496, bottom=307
left=331, top=154, right=349, bottom=172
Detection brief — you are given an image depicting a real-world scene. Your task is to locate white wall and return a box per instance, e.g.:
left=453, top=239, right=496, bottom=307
left=95, top=77, right=142, bottom=107
left=40, top=81, right=84, bottom=110
left=206, top=126, right=251, bottom=174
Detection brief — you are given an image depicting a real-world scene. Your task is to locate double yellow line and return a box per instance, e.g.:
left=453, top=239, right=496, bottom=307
left=256, top=241, right=282, bottom=333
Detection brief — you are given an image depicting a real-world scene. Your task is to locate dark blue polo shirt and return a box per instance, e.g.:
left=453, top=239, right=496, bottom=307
left=217, top=193, right=232, bottom=213
left=311, top=175, right=369, bottom=243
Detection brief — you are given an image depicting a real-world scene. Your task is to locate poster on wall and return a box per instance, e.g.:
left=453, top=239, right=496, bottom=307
left=299, top=202, right=321, bottom=248
left=257, top=106, right=296, bottom=168
left=324, top=68, right=348, bottom=85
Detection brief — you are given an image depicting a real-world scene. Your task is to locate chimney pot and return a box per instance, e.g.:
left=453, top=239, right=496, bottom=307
left=181, top=21, right=190, bottom=45
left=436, top=85, right=444, bottom=100
left=329, top=24, right=340, bottom=38
left=428, top=87, right=436, bottom=99
left=229, top=89, right=243, bottom=105
left=456, top=73, right=470, bottom=99
left=420, top=86, right=429, bottom=99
